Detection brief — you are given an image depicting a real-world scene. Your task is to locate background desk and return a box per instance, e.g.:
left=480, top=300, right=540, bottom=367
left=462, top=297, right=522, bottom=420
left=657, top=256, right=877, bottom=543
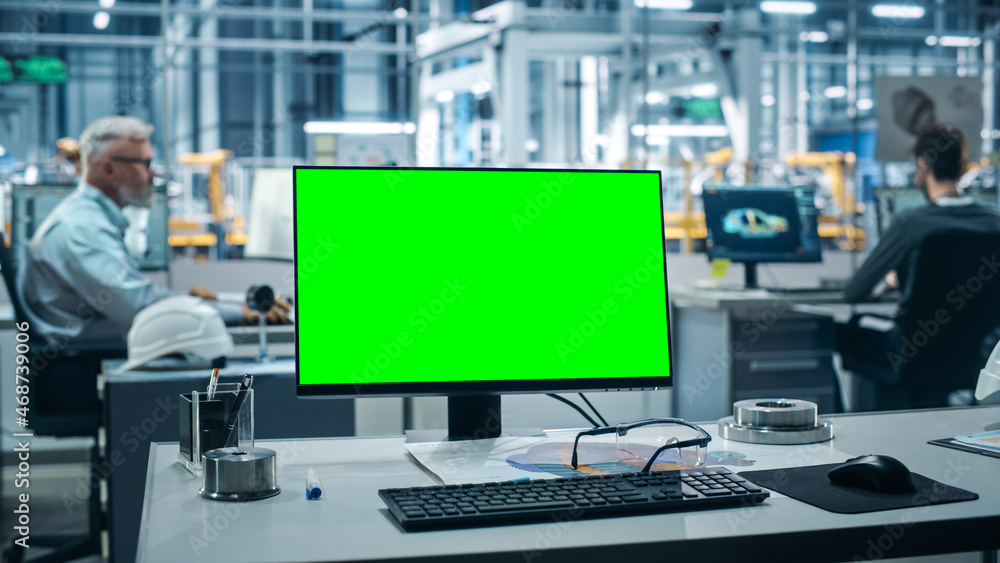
left=138, top=406, right=1000, bottom=562
left=670, top=287, right=851, bottom=421
left=100, top=357, right=353, bottom=562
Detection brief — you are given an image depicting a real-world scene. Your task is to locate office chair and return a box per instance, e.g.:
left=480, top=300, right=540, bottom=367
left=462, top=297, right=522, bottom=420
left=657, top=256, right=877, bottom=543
left=843, top=231, right=1000, bottom=411
left=0, top=234, right=125, bottom=563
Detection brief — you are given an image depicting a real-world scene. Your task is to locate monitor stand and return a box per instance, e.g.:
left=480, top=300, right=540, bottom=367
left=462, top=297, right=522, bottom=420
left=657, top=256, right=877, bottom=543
left=743, top=261, right=759, bottom=289
left=404, top=395, right=545, bottom=443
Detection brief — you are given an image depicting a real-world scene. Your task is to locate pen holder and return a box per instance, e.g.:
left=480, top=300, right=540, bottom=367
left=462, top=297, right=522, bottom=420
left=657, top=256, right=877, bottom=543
left=179, top=383, right=254, bottom=474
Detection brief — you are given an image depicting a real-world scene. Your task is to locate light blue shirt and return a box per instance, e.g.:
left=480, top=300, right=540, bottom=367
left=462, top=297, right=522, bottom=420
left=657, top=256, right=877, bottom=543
left=17, top=183, right=239, bottom=347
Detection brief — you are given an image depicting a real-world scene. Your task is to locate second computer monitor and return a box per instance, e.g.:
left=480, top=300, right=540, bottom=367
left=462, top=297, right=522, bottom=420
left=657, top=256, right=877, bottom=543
left=702, top=185, right=822, bottom=288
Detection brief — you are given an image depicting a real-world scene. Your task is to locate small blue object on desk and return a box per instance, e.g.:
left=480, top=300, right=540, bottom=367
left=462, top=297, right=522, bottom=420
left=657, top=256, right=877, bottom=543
left=306, top=468, right=322, bottom=500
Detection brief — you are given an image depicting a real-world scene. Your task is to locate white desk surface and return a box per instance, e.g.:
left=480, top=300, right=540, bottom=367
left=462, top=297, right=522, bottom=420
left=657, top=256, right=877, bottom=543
left=669, top=285, right=906, bottom=308
left=138, top=406, right=1000, bottom=562
left=669, top=285, right=849, bottom=309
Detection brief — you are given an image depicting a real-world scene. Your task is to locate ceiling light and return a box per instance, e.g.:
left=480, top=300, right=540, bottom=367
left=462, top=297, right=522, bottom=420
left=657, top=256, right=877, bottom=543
left=93, top=11, right=110, bottom=29
left=925, top=36, right=938, bottom=46
left=856, top=98, right=874, bottom=110
left=690, top=83, right=718, bottom=97
left=524, top=139, right=540, bottom=152
left=645, top=92, right=666, bottom=104
left=99, top=0, right=116, bottom=8
left=871, top=5, right=924, bottom=18
left=760, top=1, right=816, bottom=15
left=435, top=90, right=455, bottom=103
left=632, top=124, right=730, bottom=137
left=393, top=7, right=408, bottom=18
left=303, top=121, right=417, bottom=135
left=938, top=36, right=981, bottom=47
left=761, top=94, right=776, bottom=107
left=470, top=81, right=492, bottom=96
left=633, top=0, right=692, bottom=8
left=824, top=85, right=847, bottom=99
left=799, top=31, right=829, bottom=42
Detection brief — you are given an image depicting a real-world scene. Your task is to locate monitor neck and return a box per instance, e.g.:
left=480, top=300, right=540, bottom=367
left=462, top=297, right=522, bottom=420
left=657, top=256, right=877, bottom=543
left=447, top=395, right=502, bottom=440
left=744, top=262, right=760, bottom=289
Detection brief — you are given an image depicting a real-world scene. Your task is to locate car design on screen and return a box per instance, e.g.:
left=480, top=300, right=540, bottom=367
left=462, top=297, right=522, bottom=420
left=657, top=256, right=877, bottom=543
left=722, top=208, right=789, bottom=238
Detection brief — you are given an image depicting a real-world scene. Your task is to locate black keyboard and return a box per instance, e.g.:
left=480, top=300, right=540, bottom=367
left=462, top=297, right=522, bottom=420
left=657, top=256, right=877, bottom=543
left=379, top=467, right=769, bottom=531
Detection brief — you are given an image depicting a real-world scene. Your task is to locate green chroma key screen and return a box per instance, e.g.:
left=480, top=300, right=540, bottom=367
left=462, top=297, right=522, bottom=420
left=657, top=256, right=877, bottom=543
left=293, top=167, right=671, bottom=394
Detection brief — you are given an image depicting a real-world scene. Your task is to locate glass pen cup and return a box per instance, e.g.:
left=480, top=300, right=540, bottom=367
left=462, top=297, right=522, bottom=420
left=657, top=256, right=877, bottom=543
left=179, top=383, right=254, bottom=474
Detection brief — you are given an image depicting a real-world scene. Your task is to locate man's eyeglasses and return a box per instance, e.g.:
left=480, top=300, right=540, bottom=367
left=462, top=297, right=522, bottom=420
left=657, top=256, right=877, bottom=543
left=571, top=418, right=711, bottom=473
left=111, top=156, right=153, bottom=170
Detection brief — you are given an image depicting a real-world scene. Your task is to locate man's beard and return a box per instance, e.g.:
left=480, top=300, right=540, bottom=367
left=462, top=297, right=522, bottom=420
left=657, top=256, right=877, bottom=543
left=120, top=183, right=154, bottom=207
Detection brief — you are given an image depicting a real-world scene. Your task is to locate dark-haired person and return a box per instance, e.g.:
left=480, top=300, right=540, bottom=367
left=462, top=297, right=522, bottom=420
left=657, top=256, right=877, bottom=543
left=836, top=125, right=1000, bottom=405
left=843, top=125, right=1000, bottom=302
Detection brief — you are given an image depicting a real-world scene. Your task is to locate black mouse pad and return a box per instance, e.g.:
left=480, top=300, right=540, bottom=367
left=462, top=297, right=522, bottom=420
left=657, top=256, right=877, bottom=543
left=738, top=463, right=978, bottom=514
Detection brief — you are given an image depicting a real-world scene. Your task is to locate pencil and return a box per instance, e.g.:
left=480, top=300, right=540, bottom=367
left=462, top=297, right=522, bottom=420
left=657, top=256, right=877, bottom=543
left=207, top=368, right=220, bottom=400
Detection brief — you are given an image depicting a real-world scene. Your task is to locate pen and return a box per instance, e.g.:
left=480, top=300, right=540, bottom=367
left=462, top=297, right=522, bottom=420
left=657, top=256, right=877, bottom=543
left=206, top=368, right=220, bottom=400
left=224, top=374, right=254, bottom=447
left=306, top=468, right=322, bottom=500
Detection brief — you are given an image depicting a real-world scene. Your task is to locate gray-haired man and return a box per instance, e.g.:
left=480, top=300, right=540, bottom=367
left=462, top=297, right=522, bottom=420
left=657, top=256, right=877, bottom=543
left=18, top=116, right=288, bottom=348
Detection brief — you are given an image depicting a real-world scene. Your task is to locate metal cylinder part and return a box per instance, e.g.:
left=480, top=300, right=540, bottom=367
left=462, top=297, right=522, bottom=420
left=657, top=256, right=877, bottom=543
left=200, top=447, right=281, bottom=502
left=732, top=398, right=818, bottom=428
left=719, top=398, right=834, bottom=445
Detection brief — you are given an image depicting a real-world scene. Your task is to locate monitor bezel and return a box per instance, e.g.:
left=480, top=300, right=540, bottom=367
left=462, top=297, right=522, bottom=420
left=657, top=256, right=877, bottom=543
left=702, top=184, right=823, bottom=265
left=292, top=165, right=673, bottom=399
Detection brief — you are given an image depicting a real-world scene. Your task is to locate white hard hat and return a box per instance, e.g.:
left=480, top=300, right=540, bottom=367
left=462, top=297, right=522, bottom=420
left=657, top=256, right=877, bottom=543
left=117, top=295, right=234, bottom=372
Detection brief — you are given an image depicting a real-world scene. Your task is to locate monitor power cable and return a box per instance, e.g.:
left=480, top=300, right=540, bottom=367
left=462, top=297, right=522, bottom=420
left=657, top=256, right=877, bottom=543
left=577, top=393, right=608, bottom=426
left=546, top=393, right=608, bottom=428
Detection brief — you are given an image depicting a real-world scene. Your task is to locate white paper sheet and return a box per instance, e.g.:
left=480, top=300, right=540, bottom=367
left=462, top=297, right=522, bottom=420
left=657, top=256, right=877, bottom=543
left=954, top=429, right=1000, bottom=453
left=406, top=437, right=551, bottom=484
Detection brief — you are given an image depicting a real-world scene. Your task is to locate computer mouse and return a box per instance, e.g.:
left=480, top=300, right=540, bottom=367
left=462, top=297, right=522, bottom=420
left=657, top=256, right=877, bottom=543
left=828, top=454, right=916, bottom=494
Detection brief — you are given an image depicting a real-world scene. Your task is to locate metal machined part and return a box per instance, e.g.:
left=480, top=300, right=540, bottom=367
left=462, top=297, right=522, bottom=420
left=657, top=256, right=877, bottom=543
left=718, top=399, right=834, bottom=445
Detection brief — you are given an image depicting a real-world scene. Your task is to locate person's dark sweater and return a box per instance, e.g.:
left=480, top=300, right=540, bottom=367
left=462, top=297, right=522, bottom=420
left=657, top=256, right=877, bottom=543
left=844, top=197, right=1000, bottom=309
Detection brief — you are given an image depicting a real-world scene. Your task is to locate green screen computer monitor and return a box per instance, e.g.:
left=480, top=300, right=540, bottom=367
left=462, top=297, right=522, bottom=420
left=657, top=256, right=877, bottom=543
left=293, top=166, right=672, bottom=439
